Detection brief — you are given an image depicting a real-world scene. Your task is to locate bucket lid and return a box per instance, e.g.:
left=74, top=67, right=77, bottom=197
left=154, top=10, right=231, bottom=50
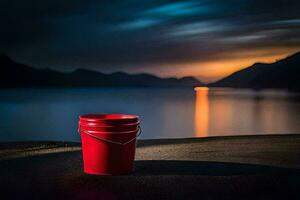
left=79, top=114, right=139, bottom=124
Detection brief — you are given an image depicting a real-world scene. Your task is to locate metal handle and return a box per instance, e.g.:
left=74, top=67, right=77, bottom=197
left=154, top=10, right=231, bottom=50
left=78, top=126, right=142, bottom=146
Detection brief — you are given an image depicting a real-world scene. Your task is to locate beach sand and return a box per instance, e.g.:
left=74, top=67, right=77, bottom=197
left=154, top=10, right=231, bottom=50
left=0, top=134, right=300, bottom=199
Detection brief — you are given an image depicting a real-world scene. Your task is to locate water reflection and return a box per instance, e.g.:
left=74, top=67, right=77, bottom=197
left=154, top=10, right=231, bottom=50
left=0, top=88, right=299, bottom=141
left=194, top=87, right=209, bottom=137
left=194, top=87, right=300, bottom=137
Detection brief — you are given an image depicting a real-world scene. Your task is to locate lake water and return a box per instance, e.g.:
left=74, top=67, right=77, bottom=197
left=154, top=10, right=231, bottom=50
left=0, top=87, right=299, bottom=142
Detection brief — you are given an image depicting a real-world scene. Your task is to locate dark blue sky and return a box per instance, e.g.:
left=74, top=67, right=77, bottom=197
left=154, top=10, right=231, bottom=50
left=1, top=0, right=300, bottom=82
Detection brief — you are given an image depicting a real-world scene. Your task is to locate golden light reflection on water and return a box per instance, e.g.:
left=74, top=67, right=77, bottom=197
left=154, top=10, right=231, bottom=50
left=194, top=87, right=209, bottom=137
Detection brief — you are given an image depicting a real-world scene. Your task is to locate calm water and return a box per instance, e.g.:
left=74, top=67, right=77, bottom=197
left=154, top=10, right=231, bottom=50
left=0, top=87, right=299, bottom=142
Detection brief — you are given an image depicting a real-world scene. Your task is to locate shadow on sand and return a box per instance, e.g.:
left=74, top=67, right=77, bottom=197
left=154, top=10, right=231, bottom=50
left=1, top=153, right=300, bottom=199
left=133, top=160, right=300, bottom=176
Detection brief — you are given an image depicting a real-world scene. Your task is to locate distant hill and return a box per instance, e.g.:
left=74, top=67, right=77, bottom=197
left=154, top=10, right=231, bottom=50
left=209, top=52, right=300, bottom=90
left=0, top=54, right=202, bottom=88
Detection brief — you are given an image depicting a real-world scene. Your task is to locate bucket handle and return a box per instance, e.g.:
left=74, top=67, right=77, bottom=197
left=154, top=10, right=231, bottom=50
left=78, top=126, right=142, bottom=146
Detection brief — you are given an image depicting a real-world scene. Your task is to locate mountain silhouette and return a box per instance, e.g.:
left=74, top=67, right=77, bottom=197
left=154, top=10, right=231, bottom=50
left=0, top=54, right=202, bottom=88
left=209, top=52, right=300, bottom=90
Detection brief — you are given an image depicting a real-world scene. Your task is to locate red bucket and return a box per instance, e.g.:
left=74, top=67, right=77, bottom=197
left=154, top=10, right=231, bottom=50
left=79, top=121, right=139, bottom=132
left=78, top=114, right=141, bottom=175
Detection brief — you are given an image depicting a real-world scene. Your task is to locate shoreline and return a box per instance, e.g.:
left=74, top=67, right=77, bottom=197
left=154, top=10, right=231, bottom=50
left=1, top=134, right=300, bottom=168
left=1, top=134, right=300, bottom=199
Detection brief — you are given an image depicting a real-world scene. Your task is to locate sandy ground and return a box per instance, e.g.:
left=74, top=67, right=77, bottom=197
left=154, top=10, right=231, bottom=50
left=0, top=134, right=300, bottom=199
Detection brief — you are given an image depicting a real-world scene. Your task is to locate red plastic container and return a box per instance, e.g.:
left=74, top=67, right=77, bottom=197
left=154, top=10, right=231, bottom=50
left=79, top=114, right=139, bottom=125
left=78, top=114, right=140, bottom=175
left=79, top=122, right=139, bottom=132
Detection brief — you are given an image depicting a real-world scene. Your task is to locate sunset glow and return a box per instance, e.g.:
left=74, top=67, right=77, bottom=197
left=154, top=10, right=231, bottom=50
left=149, top=47, right=300, bottom=83
left=194, top=87, right=209, bottom=137
left=1, top=1, right=300, bottom=83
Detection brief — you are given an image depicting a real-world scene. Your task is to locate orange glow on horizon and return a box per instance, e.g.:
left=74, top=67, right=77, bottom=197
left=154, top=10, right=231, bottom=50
left=194, top=87, right=209, bottom=137
left=147, top=48, right=300, bottom=83
left=182, top=49, right=300, bottom=82
left=194, top=86, right=209, bottom=91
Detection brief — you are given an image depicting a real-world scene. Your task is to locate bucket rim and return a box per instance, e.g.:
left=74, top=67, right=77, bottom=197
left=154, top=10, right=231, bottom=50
left=79, top=114, right=139, bottom=122
left=79, top=121, right=140, bottom=127
left=79, top=127, right=139, bottom=135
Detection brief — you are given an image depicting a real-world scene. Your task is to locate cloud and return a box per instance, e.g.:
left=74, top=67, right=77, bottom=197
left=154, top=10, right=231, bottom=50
left=0, top=0, right=300, bottom=80
left=113, top=19, right=163, bottom=31
left=142, top=1, right=213, bottom=17
left=167, top=21, right=230, bottom=38
left=272, top=18, right=300, bottom=25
